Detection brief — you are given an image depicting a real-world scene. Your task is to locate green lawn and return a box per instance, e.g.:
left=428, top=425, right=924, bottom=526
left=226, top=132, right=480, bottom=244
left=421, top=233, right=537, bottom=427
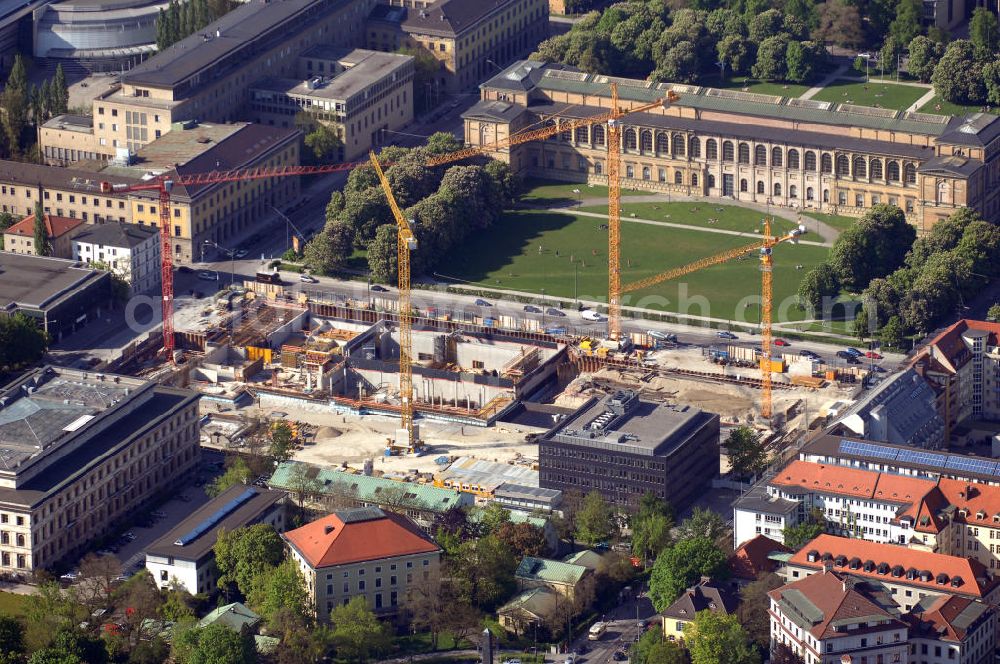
left=810, top=80, right=926, bottom=111
left=712, top=75, right=810, bottom=98
left=440, top=209, right=829, bottom=322
left=918, top=95, right=985, bottom=116
left=800, top=212, right=858, bottom=233
left=578, top=201, right=798, bottom=234
left=0, top=591, right=28, bottom=616
left=520, top=178, right=645, bottom=207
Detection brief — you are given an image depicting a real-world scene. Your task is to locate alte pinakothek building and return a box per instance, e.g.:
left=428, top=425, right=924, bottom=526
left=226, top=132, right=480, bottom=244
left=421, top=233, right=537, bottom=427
left=464, top=61, right=1000, bottom=231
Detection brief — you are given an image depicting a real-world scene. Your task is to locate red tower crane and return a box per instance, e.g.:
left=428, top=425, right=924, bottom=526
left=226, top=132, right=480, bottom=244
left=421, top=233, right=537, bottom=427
left=100, top=163, right=362, bottom=356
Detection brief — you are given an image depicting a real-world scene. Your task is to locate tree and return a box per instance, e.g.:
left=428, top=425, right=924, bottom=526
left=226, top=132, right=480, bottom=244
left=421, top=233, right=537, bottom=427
left=985, top=60, right=1000, bottom=106
left=52, top=64, right=68, bottom=115
left=205, top=457, right=251, bottom=498
left=76, top=553, right=123, bottom=615
left=0, top=313, right=48, bottom=370
left=28, top=630, right=108, bottom=664
left=33, top=203, right=49, bottom=257
left=797, top=262, right=839, bottom=313
left=171, top=623, right=257, bottom=664
left=782, top=519, right=825, bottom=549
left=785, top=40, right=815, bottom=82
left=366, top=224, right=398, bottom=284
left=160, top=580, right=197, bottom=622
left=971, top=7, right=998, bottom=61
left=686, top=611, right=760, bottom=664
left=811, top=1, right=863, bottom=49
left=328, top=597, right=389, bottom=662
left=879, top=315, right=904, bottom=349
left=724, top=426, right=768, bottom=478
left=878, top=36, right=901, bottom=75
left=771, top=643, right=806, bottom=664
left=2, top=55, right=28, bottom=155
left=576, top=491, right=615, bottom=546
left=748, top=9, right=784, bottom=42
left=246, top=559, right=311, bottom=626
left=988, top=304, right=1000, bottom=322
left=908, top=35, right=945, bottom=82
left=889, top=0, right=922, bottom=46
left=303, top=124, right=343, bottom=162
left=737, top=572, right=783, bottom=649
left=450, top=534, right=517, bottom=610
left=631, top=510, right=673, bottom=563
left=716, top=34, right=753, bottom=75
left=213, top=524, right=285, bottom=597
left=651, top=41, right=701, bottom=83
left=751, top=35, right=790, bottom=80
left=284, top=462, right=322, bottom=521
left=22, top=583, right=88, bottom=652
left=677, top=507, right=727, bottom=543
left=408, top=576, right=480, bottom=651
left=828, top=204, right=915, bottom=292
left=116, top=571, right=164, bottom=653
left=0, top=616, right=25, bottom=659
left=478, top=502, right=512, bottom=535
left=400, top=47, right=443, bottom=112
left=425, top=131, right=462, bottom=155
left=495, top=521, right=548, bottom=557
left=631, top=628, right=690, bottom=664
left=648, top=538, right=729, bottom=611
left=269, top=421, right=294, bottom=464
left=932, top=40, right=986, bottom=105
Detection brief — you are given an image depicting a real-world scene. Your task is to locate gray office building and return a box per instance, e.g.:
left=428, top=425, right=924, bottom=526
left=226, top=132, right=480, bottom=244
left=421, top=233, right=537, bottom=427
left=538, top=390, right=720, bottom=510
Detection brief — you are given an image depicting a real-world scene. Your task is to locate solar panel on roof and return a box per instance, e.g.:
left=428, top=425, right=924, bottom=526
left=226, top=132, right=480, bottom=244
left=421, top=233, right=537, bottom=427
left=174, top=487, right=258, bottom=546
left=896, top=449, right=948, bottom=468
left=837, top=439, right=899, bottom=461
left=944, top=456, right=997, bottom=475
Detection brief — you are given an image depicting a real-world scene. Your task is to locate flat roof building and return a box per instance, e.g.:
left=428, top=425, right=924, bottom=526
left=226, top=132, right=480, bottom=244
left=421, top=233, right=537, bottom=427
left=145, top=484, right=285, bottom=594
left=538, top=390, right=719, bottom=510
left=0, top=252, right=112, bottom=340
left=0, top=366, right=200, bottom=575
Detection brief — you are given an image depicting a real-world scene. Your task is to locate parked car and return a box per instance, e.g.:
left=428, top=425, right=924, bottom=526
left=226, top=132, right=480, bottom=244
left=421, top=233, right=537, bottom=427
left=197, top=270, right=217, bottom=281
left=845, top=347, right=863, bottom=356
left=717, top=331, right=738, bottom=340
left=773, top=338, right=790, bottom=346
left=870, top=365, right=887, bottom=373
left=371, top=284, right=388, bottom=292
left=523, top=305, right=541, bottom=313
left=299, top=273, right=318, bottom=284
left=544, top=326, right=567, bottom=335
left=234, top=249, right=249, bottom=259
left=799, top=349, right=820, bottom=359
left=60, top=570, right=80, bottom=582
left=836, top=351, right=853, bottom=360
left=474, top=298, right=492, bottom=307
left=581, top=309, right=604, bottom=321
left=865, top=351, right=883, bottom=360
left=546, top=307, right=566, bottom=317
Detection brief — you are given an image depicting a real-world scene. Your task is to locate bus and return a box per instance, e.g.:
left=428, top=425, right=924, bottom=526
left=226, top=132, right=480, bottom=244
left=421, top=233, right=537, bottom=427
left=588, top=622, right=606, bottom=641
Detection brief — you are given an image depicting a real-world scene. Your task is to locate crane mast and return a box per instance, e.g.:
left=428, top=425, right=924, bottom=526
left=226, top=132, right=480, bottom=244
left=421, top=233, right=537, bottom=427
left=607, top=84, right=623, bottom=342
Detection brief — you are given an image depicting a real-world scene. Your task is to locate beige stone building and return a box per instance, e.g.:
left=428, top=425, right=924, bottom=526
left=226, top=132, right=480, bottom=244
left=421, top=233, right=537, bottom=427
left=38, top=115, right=103, bottom=167
left=0, top=367, right=200, bottom=575
left=0, top=161, right=135, bottom=221
left=283, top=507, right=441, bottom=621
left=249, top=47, right=415, bottom=161
left=3, top=214, right=86, bottom=258
left=463, top=61, right=1000, bottom=232
left=366, top=0, right=549, bottom=95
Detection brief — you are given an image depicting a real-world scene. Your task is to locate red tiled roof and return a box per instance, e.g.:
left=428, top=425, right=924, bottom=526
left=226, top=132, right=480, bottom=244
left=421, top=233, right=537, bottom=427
left=4, top=214, right=84, bottom=239
left=873, top=472, right=937, bottom=505
left=789, top=535, right=997, bottom=599
left=282, top=509, right=440, bottom=569
left=937, top=478, right=1000, bottom=526
left=904, top=595, right=991, bottom=643
left=729, top=535, right=791, bottom=580
left=895, top=486, right=949, bottom=534
left=923, top=319, right=1000, bottom=373
left=771, top=460, right=880, bottom=499
left=769, top=570, right=905, bottom=639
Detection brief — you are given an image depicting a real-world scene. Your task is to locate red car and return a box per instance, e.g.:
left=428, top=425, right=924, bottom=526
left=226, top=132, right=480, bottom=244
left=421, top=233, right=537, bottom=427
left=865, top=351, right=883, bottom=359
left=773, top=338, right=790, bottom=347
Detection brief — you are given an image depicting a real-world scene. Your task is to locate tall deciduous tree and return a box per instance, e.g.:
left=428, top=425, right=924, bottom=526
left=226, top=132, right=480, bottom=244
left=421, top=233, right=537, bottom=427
left=205, top=456, right=251, bottom=498
left=328, top=597, right=390, bottom=662
left=213, top=524, right=285, bottom=596
left=0, top=313, right=48, bottom=369
left=366, top=223, right=398, bottom=284
left=677, top=507, right=727, bottom=543
left=724, top=426, right=768, bottom=478
left=649, top=538, right=729, bottom=610
left=686, top=611, right=760, bottom=664
left=171, top=622, right=257, bottom=664
left=575, top=490, right=616, bottom=546
left=908, top=36, right=945, bottom=82
left=33, top=203, right=49, bottom=256
left=751, top=34, right=790, bottom=80
left=970, top=7, right=998, bottom=61
left=737, top=572, right=784, bottom=648
left=811, top=1, right=864, bottom=49
left=932, top=40, right=986, bottom=104
left=246, top=559, right=311, bottom=625
left=889, top=0, right=922, bottom=46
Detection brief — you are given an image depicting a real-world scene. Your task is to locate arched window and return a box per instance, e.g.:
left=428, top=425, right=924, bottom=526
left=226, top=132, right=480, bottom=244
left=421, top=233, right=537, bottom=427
left=853, top=156, right=867, bottom=178
left=754, top=145, right=767, bottom=166
left=640, top=130, right=653, bottom=153
left=479, top=125, right=493, bottom=145
left=592, top=125, right=605, bottom=147
left=804, top=151, right=816, bottom=171
left=16, top=534, right=24, bottom=547
left=738, top=143, right=751, bottom=164
left=823, top=189, right=829, bottom=202
left=757, top=180, right=765, bottom=194
left=706, top=139, right=718, bottom=160
left=887, top=160, right=900, bottom=181
left=774, top=182, right=782, bottom=196
left=821, top=154, right=833, bottom=174
left=575, top=126, right=589, bottom=144
left=788, top=149, right=800, bottom=169
left=674, top=170, right=683, bottom=184
left=870, top=159, right=883, bottom=180
left=595, top=161, right=603, bottom=174
left=838, top=191, right=847, bottom=205
left=691, top=172, right=699, bottom=186
left=624, top=128, right=637, bottom=151
left=904, top=162, right=916, bottom=184
left=789, top=184, right=797, bottom=198
left=642, top=166, right=650, bottom=180
left=722, top=141, right=734, bottom=161
left=655, top=132, right=668, bottom=155
left=937, top=181, right=950, bottom=204
left=772, top=147, right=783, bottom=167
left=806, top=186, right=814, bottom=200
left=835, top=155, right=849, bottom=176
left=625, top=165, right=634, bottom=178
left=689, top=136, right=701, bottom=158
left=740, top=178, right=748, bottom=192
left=672, top=133, right=685, bottom=157
left=707, top=174, right=716, bottom=188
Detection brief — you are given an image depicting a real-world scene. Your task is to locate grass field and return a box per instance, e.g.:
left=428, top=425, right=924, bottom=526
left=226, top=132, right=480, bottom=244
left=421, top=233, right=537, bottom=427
left=578, top=201, right=798, bottom=234
left=441, top=209, right=829, bottom=322
left=0, top=591, right=28, bottom=616
left=713, top=75, right=810, bottom=98
left=919, top=95, right=984, bottom=116
left=800, top=212, right=858, bottom=233
left=520, top=178, right=645, bottom=207
left=810, top=80, right=926, bottom=110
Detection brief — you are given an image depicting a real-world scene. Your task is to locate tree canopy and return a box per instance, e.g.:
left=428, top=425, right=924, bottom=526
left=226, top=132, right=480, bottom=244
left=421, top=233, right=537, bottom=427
left=213, top=524, right=285, bottom=597
left=649, top=538, right=730, bottom=611
left=686, top=611, right=760, bottom=664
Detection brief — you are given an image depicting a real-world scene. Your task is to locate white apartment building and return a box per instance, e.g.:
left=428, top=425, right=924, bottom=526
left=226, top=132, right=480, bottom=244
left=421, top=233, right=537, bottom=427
left=906, top=595, right=995, bottom=664
left=72, top=222, right=160, bottom=294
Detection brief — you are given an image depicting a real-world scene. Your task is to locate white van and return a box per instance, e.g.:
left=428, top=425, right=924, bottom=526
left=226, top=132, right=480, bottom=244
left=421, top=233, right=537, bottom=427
left=588, top=621, right=607, bottom=640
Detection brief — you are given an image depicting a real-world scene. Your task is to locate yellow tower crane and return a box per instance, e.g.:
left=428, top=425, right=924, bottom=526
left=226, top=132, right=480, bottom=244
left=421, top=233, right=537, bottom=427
left=621, top=220, right=805, bottom=420
left=370, top=151, right=420, bottom=451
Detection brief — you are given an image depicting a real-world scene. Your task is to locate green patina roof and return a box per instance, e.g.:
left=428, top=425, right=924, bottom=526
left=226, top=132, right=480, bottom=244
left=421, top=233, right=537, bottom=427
left=268, top=460, right=467, bottom=512
left=498, top=586, right=559, bottom=618
left=516, top=556, right=588, bottom=585
left=468, top=507, right=548, bottom=530
left=198, top=602, right=260, bottom=632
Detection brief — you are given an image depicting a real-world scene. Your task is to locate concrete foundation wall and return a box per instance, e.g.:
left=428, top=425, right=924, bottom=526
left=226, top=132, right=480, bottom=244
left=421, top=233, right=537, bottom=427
left=350, top=367, right=509, bottom=410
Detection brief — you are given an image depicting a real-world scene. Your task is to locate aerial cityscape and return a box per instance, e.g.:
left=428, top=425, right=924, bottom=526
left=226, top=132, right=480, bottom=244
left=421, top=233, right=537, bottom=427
left=0, top=0, right=1000, bottom=662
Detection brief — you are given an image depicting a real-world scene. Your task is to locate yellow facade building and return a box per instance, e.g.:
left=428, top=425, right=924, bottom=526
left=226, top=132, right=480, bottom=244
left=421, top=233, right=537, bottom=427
left=463, top=61, right=1000, bottom=232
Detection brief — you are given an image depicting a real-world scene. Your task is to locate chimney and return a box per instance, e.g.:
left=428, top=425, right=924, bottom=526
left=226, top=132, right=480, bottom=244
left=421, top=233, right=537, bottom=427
left=324, top=525, right=334, bottom=535
left=822, top=561, right=833, bottom=575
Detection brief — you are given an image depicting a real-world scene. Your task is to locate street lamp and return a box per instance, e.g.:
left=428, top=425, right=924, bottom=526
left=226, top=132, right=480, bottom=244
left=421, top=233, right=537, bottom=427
left=204, top=239, right=237, bottom=286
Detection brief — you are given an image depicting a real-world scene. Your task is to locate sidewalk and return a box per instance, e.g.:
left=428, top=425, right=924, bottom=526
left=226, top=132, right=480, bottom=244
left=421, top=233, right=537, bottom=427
left=800, top=64, right=849, bottom=100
